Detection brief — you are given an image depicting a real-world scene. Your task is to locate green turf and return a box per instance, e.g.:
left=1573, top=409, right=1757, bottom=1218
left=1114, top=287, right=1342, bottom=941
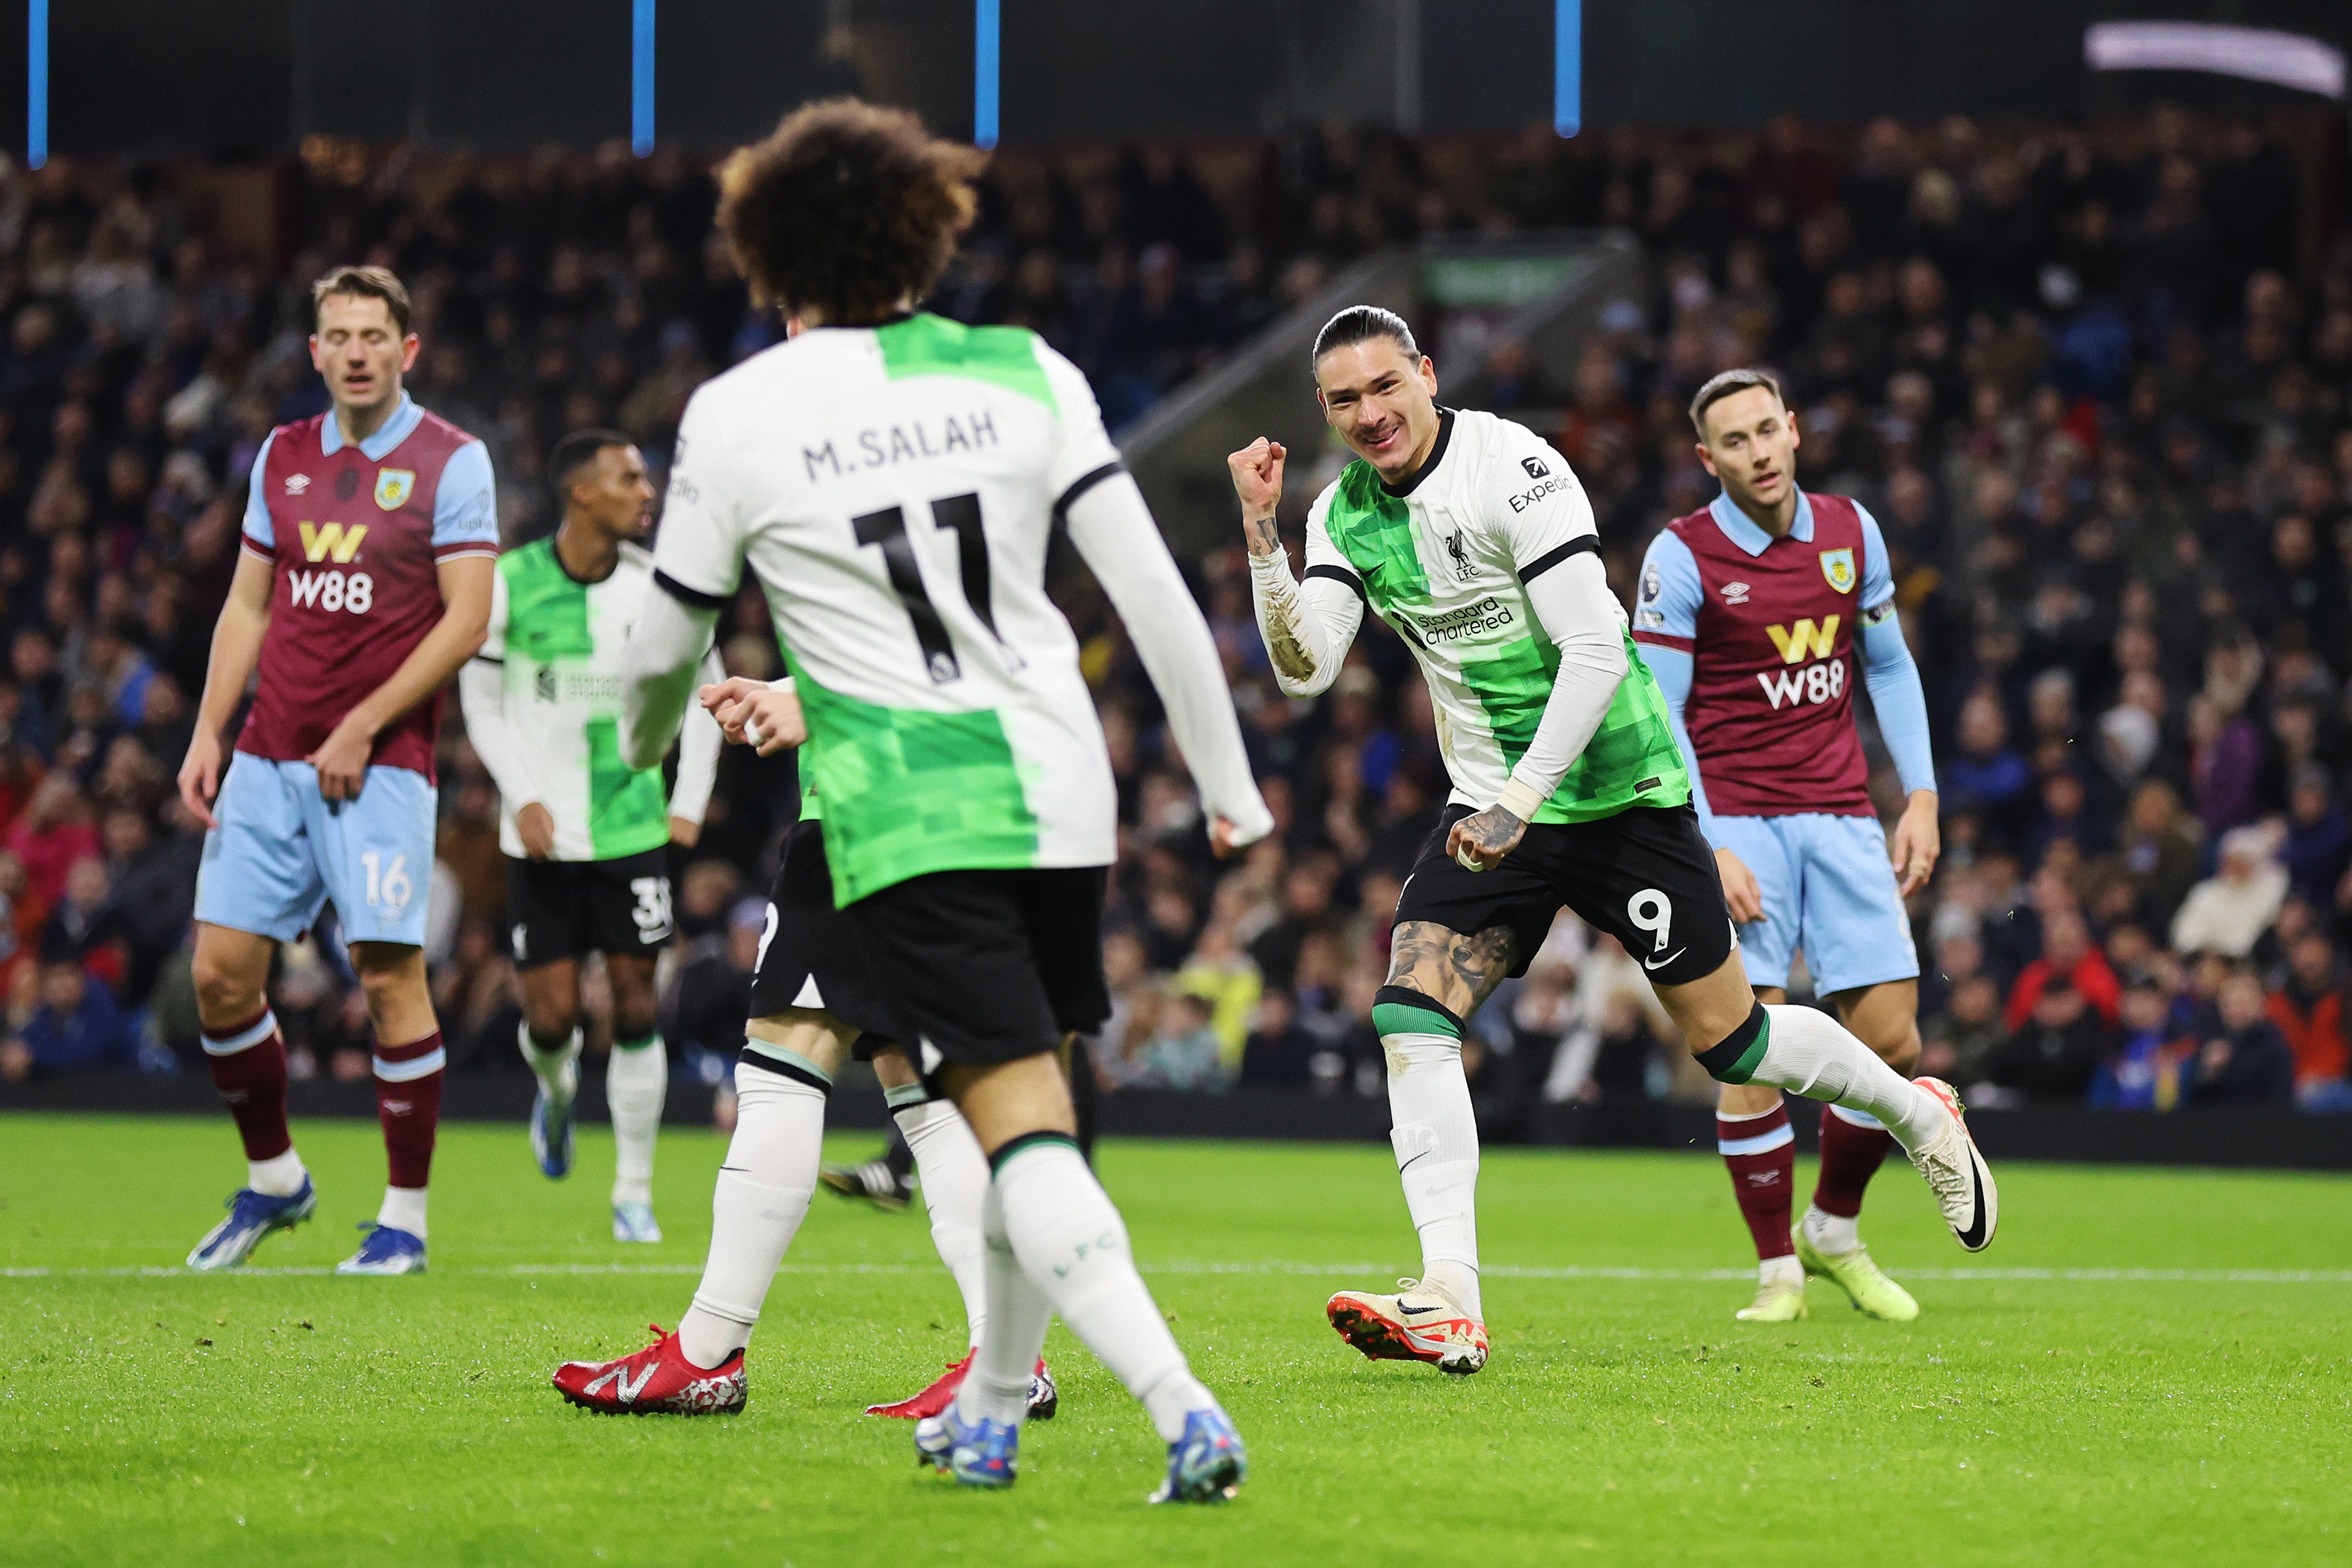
left=2, top=1113, right=2347, bottom=1566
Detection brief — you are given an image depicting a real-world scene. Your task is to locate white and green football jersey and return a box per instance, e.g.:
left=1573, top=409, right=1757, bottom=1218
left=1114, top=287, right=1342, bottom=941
left=651, top=314, right=1129, bottom=905
left=478, top=537, right=719, bottom=860
left=1300, top=407, right=1688, bottom=823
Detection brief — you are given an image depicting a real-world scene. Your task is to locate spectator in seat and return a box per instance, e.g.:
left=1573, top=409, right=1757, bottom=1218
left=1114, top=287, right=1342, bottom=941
left=2171, top=825, right=2288, bottom=959
left=1921, top=971, right=2007, bottom=1088
left=1987, top=973, right=2108, bottom=1104
left=1240, top=989, right=1320, bottom=1087
left=2005, top=905, right=2120, bottom=1032
left=2266, top=929, right=2350, bottom=1105
left=2190, top=965, right=2297, bottom=1107
left=0, top=957, right=141, bottom=1080
left=2280, top=764, right=2350, bottom=911
left=1943, top=688, right=2033, bottom=851
left=2108, top=779, right=2203, bottom=930
left=2092, top=968, right=2195, bottom=1110
left=5, top=773, right=101, bottom=903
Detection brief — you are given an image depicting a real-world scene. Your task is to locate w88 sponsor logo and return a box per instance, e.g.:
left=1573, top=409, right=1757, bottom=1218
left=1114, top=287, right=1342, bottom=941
left=288, top=570, right=375, bottom=614
left=1756, top=657, right=1845, bottom=710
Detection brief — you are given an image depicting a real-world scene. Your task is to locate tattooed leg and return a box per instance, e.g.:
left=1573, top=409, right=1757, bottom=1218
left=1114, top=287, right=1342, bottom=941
left=1362, top=920, right=1516, bottom=1329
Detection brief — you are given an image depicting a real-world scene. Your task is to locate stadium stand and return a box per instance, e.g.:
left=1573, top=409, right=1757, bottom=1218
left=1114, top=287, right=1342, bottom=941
left=1, top=107, right=2349, bottom=1123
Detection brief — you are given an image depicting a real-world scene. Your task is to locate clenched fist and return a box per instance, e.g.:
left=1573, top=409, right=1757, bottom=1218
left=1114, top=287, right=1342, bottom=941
left=1228, top=438, right=1287, bottom=558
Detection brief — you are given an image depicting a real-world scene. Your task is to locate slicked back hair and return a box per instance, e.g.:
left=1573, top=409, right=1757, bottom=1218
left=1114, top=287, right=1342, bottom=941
left=549, top=428, right=634, bottom=507
left=312, top=264, right=412, bottom=335
left=1688, top=368, right=1785, bottom=437
left=1312, top=305, right=1420, bottom=369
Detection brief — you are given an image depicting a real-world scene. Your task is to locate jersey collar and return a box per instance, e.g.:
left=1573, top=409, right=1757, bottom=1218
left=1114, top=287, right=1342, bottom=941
left=320, top=391, right=423, bottom=461
left=1378, top=406, right=1455, bottom=499
left=1708, top=489, right=1813, bottom=556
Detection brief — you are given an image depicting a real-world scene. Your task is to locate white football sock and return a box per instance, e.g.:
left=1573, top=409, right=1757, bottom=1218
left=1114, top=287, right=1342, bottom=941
left=677, top=1060, right=825, bottom=1370
left=250, top=1148, right=307, bottom=1197
left=377, top=1185, right=427, bottom=1239
left=991, top=1138, right=1217, bottom=1444
left=1760, top=1254, right=1803, bottom=1288
left=1384, top=1031, right=1483, bottom=1319
left=1754, top=1005, right=1946, bottom=1156
left=518, top=1022, right=582, bottom=1104
left=892, top=1090, right=991, bottom=1348
left=952, top=1174, right=1054, bottom=1430
left=1803, top=1206, right=1860, bottom=1255
left=607, top=1035, right=668, bottom=1208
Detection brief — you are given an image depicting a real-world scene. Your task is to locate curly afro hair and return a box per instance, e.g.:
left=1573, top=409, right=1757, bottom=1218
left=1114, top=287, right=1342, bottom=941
left=716, top=98, right=985, bottom=324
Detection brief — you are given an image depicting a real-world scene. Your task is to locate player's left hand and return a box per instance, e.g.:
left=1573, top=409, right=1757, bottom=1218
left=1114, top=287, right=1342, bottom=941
left=700, top=678, right=805, bottom=755
left=1889, top=789, right=1941, bottom=896
left=668, top=814, right=701, bottom=848
left=307, top=718, right=375, bottom=803
left=1446, top=805, right=1527, bottom=873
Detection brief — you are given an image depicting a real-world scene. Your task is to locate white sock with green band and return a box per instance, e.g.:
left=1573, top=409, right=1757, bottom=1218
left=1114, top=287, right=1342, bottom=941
left=677, top=1056, right=827, bottom=1369
left=1698, top=1003, right=1946, bottom=1155
left=1373, top=987, right=1483, bottom=1319
left=890, top=1087, right=991, bottom=1348
left=518, top=1021, right=581, bottom=1104
left=607, top=1034, right=668, bottom=1208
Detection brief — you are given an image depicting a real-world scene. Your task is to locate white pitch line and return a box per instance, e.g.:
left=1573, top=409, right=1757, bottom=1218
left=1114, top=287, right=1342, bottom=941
left=5, top=1261, right=2351, bottom=1284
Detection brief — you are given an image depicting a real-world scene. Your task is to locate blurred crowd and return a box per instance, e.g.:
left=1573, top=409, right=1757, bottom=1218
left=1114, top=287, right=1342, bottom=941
left=2, top=104, right=2349, bottom=1121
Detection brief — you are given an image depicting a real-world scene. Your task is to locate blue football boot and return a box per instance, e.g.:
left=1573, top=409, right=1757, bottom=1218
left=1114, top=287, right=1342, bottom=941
left=914, top=1401, right=1020, bottom=1489
left=186, top=1178, right=317, bottom=1270
left=529, top=1086, right=575, bottom=1179
left=335, top=1222, right=427, bottom=1276
left=1148, top=1408, right=1247, bottom=1504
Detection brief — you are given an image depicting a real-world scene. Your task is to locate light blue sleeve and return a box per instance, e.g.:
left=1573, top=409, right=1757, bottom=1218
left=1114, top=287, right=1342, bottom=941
left=1631, top=527, right=1703, bottom=643
left=241, top=430, right=277, bottom=549
left=432, top=440, right=499, bottom=549
left=1855, top=501, right=1895, bottom=613
left=1860, top=614, right=1936, bottom=796
left=1637, top=641, right=1716, bottom=837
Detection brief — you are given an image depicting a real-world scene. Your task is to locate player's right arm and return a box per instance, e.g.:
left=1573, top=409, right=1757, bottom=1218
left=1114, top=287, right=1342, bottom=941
left=178, top=550, right=275, bottom=829
left=1630, top=530, right=1763, bottom=924
left=624, top=392, right=739, bottom=770
left=456, top=567, right=555, bottom=858
left=178, top=438, right=283, bottom=829
left=1233, top=439, right=1364, bottom=697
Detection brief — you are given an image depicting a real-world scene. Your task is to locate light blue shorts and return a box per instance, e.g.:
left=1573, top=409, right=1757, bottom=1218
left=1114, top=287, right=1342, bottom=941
left=193, top=754, right=438, bottom=948
left=1710, top=812, right=1918, bottom=997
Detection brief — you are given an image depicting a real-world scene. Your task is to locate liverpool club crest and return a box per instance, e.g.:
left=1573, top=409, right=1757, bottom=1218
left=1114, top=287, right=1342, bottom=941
left=375, top=468, right=417, bottom=510
left=1819, top=548, right=1856, bottom=595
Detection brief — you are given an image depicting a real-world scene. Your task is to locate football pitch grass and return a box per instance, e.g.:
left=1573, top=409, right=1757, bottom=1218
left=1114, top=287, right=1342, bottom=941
left=2, top=1114, right=2346, bottom=1566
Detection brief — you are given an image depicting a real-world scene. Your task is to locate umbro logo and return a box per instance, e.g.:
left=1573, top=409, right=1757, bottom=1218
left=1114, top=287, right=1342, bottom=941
left=1746, top=1171, right=1782, bottom=1186
left=1721, top=581, right=1751, bottom=605
left=284, top=474, right=311, bottom=494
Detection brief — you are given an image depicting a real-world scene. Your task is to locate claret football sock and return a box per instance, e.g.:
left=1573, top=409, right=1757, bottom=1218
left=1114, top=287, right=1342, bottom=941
left=891, top=1088, right=991, bottom=1347
left=204, top=1008, right=299, bottom=1183
left=1809, top=1103, right=1895, bottom=1251
left=375, top=1030, right=445, bottom=1201
left=1697, top=1004, right=1947, bottom=1156
left=677, top=1058, right=826, bottom=1371
left=1717, top=1100, right=1797, bottom=1263
left=607, top=1034, right=668, bottom=1209
left=988, top=1135, right=1217, bottom=1444
left=1375, top=988, right=1483, bottom=1320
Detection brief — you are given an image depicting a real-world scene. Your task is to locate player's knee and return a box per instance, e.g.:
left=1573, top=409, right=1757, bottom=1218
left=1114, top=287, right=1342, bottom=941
left=610, top=999, right=658, bottom=1043
left=353, top=950, right=426, bottom=1012
left=525, top=997, right=581, bottom=1044
left=190, top=949, right=263, bottom=1021
left=1869, top=1024, right=1922, bottom=1077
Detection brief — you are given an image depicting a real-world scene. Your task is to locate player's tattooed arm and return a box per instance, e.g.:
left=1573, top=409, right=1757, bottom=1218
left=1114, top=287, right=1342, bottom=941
left=1445, top=805, right=1528, bottom=872
left=1387, top=920, right=1519, bottom=1019
left=1230, top=437, right=1317, bottom=680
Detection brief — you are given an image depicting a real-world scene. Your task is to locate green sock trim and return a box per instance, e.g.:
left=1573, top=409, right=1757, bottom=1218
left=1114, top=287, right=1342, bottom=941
left=1372, top=1001, right=1461, bottom=1040
left=882, top=1082, right=930, bottom=1110
left=613, top=1034, right=661, bottom=1052
left=1697, top=1005, right=1772, bottom=1085
left=745, top=1041, right=834, bottom=1087
left=987, top=1130, right=1078, bottom=1175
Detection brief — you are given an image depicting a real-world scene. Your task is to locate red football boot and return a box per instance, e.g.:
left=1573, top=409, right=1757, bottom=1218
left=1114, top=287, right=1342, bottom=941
left=552, top=1324, right=747, bottom=1415
left=866, top=1353, right=1058, bottom=1420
